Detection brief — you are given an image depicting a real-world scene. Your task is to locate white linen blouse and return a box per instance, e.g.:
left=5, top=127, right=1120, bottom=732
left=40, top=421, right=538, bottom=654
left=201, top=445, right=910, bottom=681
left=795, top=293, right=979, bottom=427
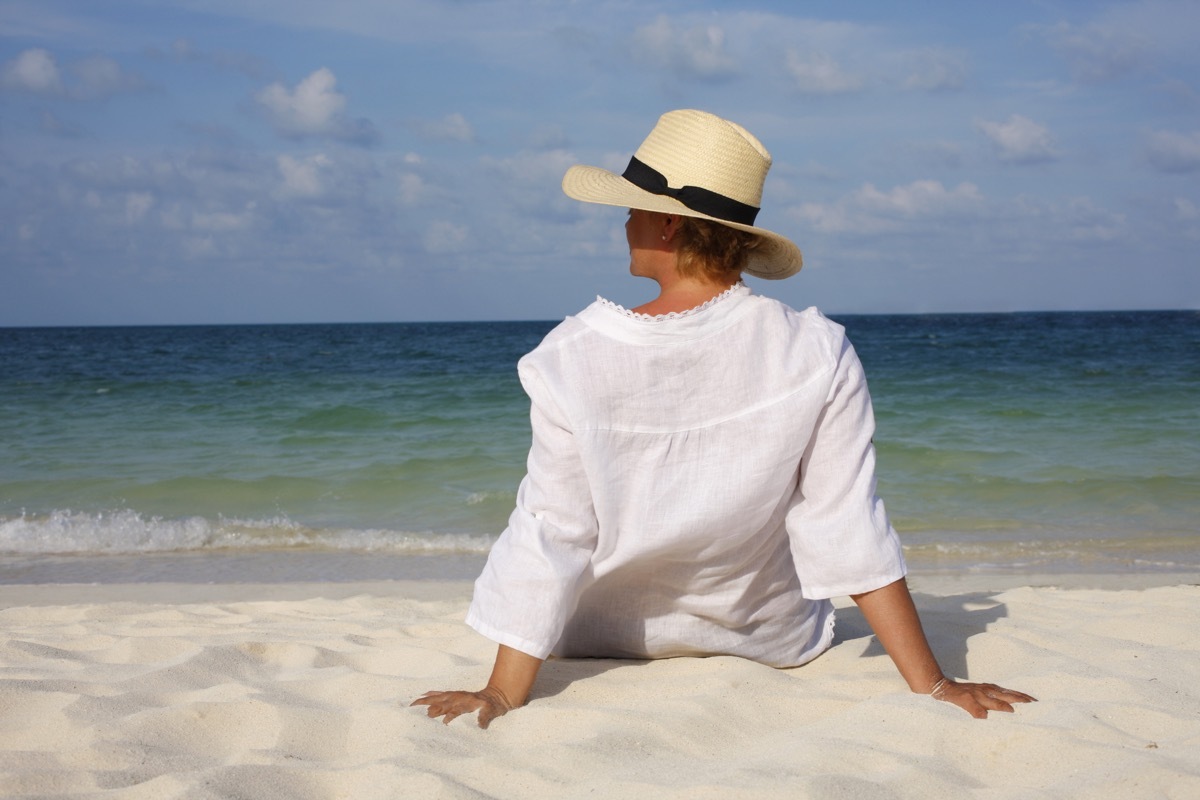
left=466, top=283, right=906, bottom=669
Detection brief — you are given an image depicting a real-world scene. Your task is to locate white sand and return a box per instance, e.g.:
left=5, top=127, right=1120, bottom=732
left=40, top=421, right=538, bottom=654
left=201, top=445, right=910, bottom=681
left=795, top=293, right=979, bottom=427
left=1, top=578, right=1198, bottom=799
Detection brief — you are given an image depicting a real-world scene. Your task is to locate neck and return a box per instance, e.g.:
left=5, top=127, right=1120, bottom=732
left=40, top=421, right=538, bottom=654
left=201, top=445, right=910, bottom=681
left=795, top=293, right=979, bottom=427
left=632, top=274, right=739, bottom=316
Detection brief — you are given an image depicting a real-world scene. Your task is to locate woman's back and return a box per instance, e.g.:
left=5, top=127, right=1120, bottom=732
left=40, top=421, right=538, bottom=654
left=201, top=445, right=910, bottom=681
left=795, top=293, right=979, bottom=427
left=473, top=286, right=904, bottom=667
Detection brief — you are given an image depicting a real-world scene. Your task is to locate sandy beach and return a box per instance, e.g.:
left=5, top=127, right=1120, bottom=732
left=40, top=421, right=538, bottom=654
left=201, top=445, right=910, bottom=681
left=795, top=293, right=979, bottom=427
left=1, top=574, right=1198, bottom=799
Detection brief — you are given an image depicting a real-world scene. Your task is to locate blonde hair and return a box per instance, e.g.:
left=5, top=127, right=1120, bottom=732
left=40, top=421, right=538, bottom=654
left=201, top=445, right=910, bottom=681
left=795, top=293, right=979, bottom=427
left=674, top=216, right=762, bottom=283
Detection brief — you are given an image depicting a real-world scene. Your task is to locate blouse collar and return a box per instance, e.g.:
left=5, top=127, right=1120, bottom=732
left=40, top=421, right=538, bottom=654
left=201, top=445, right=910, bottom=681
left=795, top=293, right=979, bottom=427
left=594, top=281, right=748, bottom=323
left=577, top=282, right=757, bottom=344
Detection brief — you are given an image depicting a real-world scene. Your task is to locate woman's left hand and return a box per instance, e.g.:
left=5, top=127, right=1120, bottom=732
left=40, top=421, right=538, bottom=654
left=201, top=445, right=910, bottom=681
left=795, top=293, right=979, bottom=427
left=930, top=678, right=1037, bottom=719
left=413, top=645, right=543, bottom=729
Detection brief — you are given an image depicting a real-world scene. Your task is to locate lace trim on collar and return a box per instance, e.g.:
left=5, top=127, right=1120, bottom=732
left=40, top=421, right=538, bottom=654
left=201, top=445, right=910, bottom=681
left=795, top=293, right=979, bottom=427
left=596, top=282, right=747, bottom=322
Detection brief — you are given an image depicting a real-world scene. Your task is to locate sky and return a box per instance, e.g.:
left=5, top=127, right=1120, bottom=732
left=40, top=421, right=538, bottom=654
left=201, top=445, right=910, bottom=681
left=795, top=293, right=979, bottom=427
left=1, top=0, right=1198, bottom=326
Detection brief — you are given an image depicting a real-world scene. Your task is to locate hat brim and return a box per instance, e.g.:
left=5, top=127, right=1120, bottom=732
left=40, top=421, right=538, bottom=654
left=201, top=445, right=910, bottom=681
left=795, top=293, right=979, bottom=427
left=563, top=164, right=802, bottom=280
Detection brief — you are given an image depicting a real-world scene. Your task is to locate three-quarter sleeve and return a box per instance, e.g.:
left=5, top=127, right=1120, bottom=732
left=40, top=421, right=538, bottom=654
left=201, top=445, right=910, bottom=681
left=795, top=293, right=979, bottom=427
left=785, top=335, right=906, bottom=599
left=465, top=361, right=599, bottom=659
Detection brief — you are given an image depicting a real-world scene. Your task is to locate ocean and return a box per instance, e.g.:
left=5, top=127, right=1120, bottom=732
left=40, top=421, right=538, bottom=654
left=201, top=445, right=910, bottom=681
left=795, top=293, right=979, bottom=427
left=2, top=309, right=1197, bottom=584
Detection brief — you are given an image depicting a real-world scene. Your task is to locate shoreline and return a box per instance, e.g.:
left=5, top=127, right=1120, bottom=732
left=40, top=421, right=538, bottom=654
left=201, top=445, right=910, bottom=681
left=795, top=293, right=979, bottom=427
left=3, top=547, right=1197, bottom=597
left=1, top=570, right=1199, bottom=608
left=0, top=554, right=1196, bottom=608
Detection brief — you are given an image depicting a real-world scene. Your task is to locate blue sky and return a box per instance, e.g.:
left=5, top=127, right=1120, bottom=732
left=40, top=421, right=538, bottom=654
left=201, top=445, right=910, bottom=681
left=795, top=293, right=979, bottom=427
left=1, top=0, right=1197, bottom=325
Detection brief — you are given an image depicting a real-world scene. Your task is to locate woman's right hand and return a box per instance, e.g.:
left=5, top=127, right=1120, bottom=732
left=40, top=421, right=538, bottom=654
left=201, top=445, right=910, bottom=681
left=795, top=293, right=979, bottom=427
left=930, top=678, right=1037, bottom=719
left=411, top=687, right=515, bottom=729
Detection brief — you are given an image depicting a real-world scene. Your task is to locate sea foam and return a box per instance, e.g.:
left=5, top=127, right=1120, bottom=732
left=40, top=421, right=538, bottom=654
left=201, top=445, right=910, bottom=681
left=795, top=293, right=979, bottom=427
left=0, top=510, right=496, bottom=556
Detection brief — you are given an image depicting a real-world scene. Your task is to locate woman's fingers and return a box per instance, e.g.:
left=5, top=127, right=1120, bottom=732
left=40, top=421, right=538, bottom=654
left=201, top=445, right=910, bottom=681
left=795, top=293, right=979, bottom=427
left=477, top=704, right=500, bottom=729
left=978, top=691, right=1015, bottom=715
left=410, top=690, right=450, bottom=707
left=939, top=681, right=1037, bottom=718
left=996, top=686, right=1038, bottom=704
left=976, top=683, right=1038, bottom=707
left=411, top=689, right=505, bottom=728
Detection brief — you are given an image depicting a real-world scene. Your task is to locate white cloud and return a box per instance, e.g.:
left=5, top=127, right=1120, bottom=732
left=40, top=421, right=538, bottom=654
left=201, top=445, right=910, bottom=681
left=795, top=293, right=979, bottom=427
left=1, top=48, right=62, bottom=93
left=483, top=148, right=576, bottom=184
left=410, top=113, right=476, bottom=143
left=632, top=15, right=737, bottom=80
left=276, top=153, right=331, bottom=198
left=857, top=180, right=984, bottom=216
left=785, top=50, right=863, bottom=94
left=1029, top=0, right=1200, bottom=86
left=976, top=115, right=1059, bottom=164
left=0, top=136, right=450, bottom=321
left=258, top=68, right=344, bottom=133
left=256, top=68, right=377, bottom=143
left=792, top=180, right=984, bottom=234
left=1145, top=129, right=1200, bottom=174
left=2, top=49, right=145, bottom=98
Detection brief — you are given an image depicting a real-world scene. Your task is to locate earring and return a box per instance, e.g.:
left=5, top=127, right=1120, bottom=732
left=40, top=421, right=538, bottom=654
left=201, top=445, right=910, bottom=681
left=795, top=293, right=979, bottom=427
left=661, top=234, right=667, bottom=241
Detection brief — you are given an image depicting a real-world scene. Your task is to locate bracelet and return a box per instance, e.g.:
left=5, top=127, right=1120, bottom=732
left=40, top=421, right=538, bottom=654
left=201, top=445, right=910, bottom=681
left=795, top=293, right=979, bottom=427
left=929, top=678, right=951, bottom=699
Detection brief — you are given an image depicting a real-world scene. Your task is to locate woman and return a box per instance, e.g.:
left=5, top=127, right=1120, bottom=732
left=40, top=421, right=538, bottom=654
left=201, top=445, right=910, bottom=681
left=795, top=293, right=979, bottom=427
left=414, top=110, right=1035, bottom=728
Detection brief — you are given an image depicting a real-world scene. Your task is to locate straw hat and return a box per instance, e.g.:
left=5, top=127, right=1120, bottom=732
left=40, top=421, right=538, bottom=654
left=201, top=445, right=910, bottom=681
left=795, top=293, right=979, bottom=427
left=562, top=109, right=802, bottom=279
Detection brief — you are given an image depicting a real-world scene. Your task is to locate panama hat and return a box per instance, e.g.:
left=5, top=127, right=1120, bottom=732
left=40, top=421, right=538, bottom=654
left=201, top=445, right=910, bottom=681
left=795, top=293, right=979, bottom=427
left=562, top=109, right=802, bottom=279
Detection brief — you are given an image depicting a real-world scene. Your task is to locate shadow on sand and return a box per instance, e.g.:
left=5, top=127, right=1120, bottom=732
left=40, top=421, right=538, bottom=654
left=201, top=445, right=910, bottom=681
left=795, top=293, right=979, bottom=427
left=529, top=590, right=1011, bottom=701
left=832, top=591, right=1011, bottom=681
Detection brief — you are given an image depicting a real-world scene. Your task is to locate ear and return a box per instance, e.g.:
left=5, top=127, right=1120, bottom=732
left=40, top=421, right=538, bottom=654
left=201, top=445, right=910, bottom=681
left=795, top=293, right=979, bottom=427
left=661, top=214, right=679, bottom=244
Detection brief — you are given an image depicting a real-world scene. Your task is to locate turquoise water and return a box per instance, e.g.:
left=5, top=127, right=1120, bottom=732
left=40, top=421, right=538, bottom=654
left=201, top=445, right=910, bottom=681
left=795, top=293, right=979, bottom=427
left=2, top=310, right=1197, bottom=579
left=853, top=311, right=1199, bottom=572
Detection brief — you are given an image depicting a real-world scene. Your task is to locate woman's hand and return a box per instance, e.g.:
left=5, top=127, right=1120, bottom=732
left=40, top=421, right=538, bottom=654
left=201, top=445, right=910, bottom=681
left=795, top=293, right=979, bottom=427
left=411, top=687, right=515, bottom=729
left=412, top=645, right=543, bottom=729
left=851, top=580, right=1038, bottom=720
left=930, top=677, right=1037, bottom=719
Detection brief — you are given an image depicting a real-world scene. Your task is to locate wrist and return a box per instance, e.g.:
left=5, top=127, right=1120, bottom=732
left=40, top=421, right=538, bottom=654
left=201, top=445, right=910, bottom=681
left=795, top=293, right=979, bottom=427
left=928, top=677, right=952, bottom=699
left=479, top=684, right=517, bottom=712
